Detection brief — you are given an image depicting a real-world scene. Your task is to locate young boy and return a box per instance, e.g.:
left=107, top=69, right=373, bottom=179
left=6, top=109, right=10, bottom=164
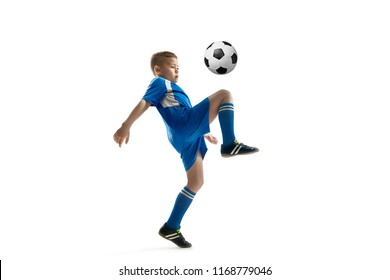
left=113, top=51, right=258, bottom=248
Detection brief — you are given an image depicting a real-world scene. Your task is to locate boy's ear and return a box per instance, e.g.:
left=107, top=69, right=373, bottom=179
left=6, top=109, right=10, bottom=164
left=153, top=65, right=161, bottom=74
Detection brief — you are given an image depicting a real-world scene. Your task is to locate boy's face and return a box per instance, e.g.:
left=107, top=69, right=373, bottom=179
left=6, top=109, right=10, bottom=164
left=155, top=57, right=179, bottom=83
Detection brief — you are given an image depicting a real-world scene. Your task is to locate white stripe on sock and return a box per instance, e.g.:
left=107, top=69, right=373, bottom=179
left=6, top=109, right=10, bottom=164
left=218, top=107, right=234, bottom=113
left=218, top=105, right=234, bottom=112
left=181, top=189, right=195, bottom=200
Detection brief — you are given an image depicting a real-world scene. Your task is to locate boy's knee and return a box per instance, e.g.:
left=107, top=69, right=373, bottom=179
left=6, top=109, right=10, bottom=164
left=194, top=177, right=204, bottom=189
left=218, top=89, right=233, bottom=103
left=199, top=177, right=204, bottom=187
left=188, top=178, right=204, bottom=192
left=218, top=89, right=231, bottom=96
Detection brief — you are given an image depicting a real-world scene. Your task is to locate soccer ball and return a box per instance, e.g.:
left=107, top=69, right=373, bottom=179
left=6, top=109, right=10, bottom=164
left=204, top=41, right=238, bottom=75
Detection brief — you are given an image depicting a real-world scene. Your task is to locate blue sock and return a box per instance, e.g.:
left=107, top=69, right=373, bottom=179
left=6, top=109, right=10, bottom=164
left=166, top=187, right=196, bottom=230
left=218, top=103, right=236, bottom=145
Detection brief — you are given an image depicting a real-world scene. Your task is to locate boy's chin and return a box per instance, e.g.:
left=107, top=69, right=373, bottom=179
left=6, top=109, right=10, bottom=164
left=168, top=77, right=178, bottom=83
left=158, top=75, right=177, bottom=83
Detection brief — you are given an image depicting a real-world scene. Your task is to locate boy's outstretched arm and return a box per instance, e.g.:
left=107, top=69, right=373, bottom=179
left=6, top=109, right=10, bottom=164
left=113, top=99, right=151, bottom=147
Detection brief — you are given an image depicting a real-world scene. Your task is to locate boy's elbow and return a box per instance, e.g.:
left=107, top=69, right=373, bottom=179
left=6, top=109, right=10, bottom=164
left=145, top=100, right=152, bottom=107
left=140, top=99, right=151, bottom=108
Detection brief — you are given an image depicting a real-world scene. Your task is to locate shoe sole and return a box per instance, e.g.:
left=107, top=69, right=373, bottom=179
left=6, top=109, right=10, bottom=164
left=221, top=149, right=259, bottom=158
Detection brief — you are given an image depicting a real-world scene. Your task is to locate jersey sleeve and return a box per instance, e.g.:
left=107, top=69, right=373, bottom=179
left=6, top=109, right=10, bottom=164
left=142, top=77, right=166, bottom=106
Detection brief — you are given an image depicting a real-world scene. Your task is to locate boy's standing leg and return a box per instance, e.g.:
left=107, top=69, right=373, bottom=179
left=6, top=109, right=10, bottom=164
left=159, top=152, right=204, bottom=248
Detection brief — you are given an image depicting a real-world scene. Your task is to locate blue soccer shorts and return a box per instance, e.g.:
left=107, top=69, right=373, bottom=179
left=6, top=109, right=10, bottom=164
left=167, top=98, right=210, bottom=171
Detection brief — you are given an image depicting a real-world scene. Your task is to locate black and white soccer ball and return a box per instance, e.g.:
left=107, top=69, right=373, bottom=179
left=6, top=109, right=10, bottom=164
left=204, top=41, right=238, bottom=75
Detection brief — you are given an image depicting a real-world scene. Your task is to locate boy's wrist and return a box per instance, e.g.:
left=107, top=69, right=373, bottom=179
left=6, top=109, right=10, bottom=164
left=122, top=121, right=131, bottom=129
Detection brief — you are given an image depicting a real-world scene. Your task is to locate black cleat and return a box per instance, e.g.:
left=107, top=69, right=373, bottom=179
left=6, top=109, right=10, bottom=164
left=221, top=140, right=259, bottom=158
left=158, top=223, right=192, bottom=248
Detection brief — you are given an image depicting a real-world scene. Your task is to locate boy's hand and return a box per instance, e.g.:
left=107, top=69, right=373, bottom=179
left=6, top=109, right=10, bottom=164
left=204, top=134, right=218, bottom=144
left=113, top=126, right=130, bottom=147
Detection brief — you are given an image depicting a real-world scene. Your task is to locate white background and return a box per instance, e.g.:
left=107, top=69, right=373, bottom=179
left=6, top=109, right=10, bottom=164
left=1, top=0, right=389, bottom=279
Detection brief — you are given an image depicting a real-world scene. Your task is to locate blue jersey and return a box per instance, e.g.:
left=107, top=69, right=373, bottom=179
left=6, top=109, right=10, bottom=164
left=143, top=77, right=192, bottom=124
left=142, top=77, right=210, bottom=171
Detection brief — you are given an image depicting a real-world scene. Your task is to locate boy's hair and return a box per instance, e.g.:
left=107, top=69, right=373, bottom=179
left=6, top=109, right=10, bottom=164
left=150, top=51, right=177, bottom=73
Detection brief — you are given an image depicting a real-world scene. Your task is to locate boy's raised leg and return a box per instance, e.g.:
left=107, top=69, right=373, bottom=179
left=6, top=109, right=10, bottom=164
left=208, top=90, right=259, bottom=157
